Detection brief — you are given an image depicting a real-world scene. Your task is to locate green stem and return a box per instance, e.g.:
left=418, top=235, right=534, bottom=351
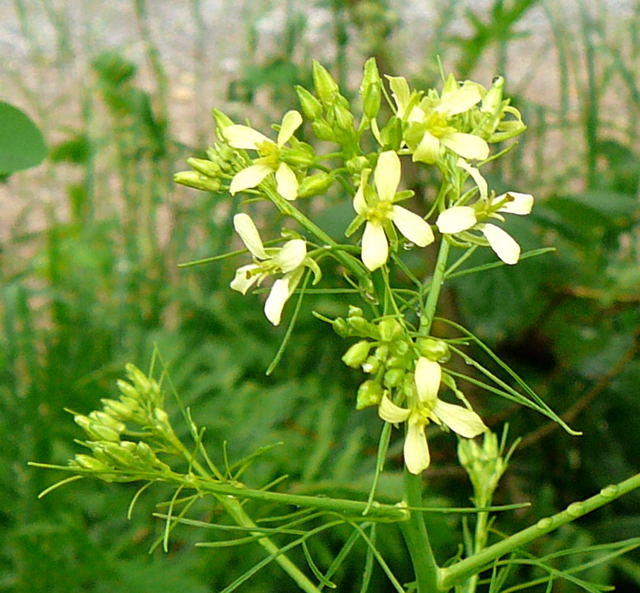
left=264, top=186, right=369, bottom=284
left=191, top=475, right=409, bottom=521
left=439, top=472, right=640, bottom=590
left=401, top=238, right=452, bottom=593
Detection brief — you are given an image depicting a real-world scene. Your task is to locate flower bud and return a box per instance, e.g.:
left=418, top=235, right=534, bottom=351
left=346, top=156, right=369, bottom=176
left=348, top=316, right=375, bottom=337
left=389, top=339, right=410, bottom=356
left=384, top=368, right=404, bottom=388
left=101, top=441, right=138, bottom=469
left=402, top=373, right=417, bottom=399
left=311, top=119, right=335, bottom=141
left=348, top=306, right=364, bottom=318
left=378, top=318, right=403, bottom=342
left=153, top=408, right=171, bottom=432
left=88, top=421, right=121, bottom=442
left=361, top=355, right=380, bottom=374
left=73, top=454, right=111, bottom=472
left=187, top=157, right=221, bottom=177
left=481, top=76, right=504, bottom=114
left=88, top=411, right=125, bottom=433
left=281, top=143, right=315, bottom=168
left=374, top=345, right=389, bottom=361
left=101, top=398, right=135, bottom=421
left=417, top=338, right=451, bottom=362
left=174, top=171, right=222, bottom=192
left=386, top=355, right=407, bottom=369
left=312, top=61, right=339, bottom=106
left=297, top=172, right=333, bottom=198
left=380, top=116, right=403, bottom=150
left=332, top=317, right=350, bottom=337
left=356, top=380, right=383, bottom=410
left=295, top=85, right=323, bottom=120
left=333, top=103, right=354, bottom=132
left=342, top=341, right=372, bottom=368
left=117, top=379, right=139, bottom=401
left=212, top=108, right=234, bottom=136
left=360, top=58, right=382, bottom=120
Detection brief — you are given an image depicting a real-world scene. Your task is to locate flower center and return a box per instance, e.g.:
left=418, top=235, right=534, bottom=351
left=423, top=111, right=452, bottom=138
left=256, top=141, right=280, bottom=168
left=367, top=200, right=393, bottom=225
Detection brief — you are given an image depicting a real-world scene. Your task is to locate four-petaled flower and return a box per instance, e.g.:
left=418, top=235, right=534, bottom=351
left=435, top=160, right=533, bottom=265
left=378, top=357, right=487, bottom=474
left=231, top=213, right=317, bottom=326
left=352, top=151, right=434, bottom=271
left=390, top=75, right=490, bottom=164
left=226, top=111, right=303, bottom=201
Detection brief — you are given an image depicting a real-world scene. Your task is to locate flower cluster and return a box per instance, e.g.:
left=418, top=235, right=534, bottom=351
left=174, top=58, right=533, bottom=472
left=337, top=310, right=486, bottom=474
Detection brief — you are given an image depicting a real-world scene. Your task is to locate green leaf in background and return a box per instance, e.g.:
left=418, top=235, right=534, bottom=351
left=0, top=101, right=47, bottom=175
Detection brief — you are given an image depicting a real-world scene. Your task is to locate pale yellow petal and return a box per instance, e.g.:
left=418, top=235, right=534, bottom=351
left=414, top=357, right=441, bottom=404
left=412, top=131, right=441, bottom=164
left=494, top=192, right=534, bottom=215
left=224, top=125, right=270, bottom=149
left=230, top=164, right=272, bottom=194
left=457, top=158, right=488, bottom=200
left=361, top=221, right=388, bottom=271
left=482, top=223, right=520, bottom=265
left=378, top=394, right=411, bottom=424
left=374, top=151, right=401, bottom=202
left=386, top=75, right=411, bottom=115
left=433, top=399, right=487, bottom=438
left=353, top=181, right=367, bottom=215
left=230, top=264, right=261, bottom=294
left=264, top=270, right=303, bottom=326
left=273, top=239, right=306, bottom=273
left=275, top=163, right=299, bottom=201
left=436, top=206, right=477, bottom=234
left=442, top=133, right=489, bottom=161
left=440, top=81, right=482, bottom=116
left=391, top=205, right=434, bottom=247
left=233, top=213, right=268, bottom=259
left=277, top=110, right=303, bottom=146
left=404, top=418, right=430, bottom=474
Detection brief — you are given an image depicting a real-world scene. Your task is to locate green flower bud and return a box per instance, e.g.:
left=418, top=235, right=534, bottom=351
left=346, top=156, right=369, bottom=176
left=361, top=355, right=380, bottom=374
left=342, top=341, right=372, bottom=368
left=356, top=380, right=383, bottom=410
left=186, top=157, right=221, bottom=177
left=73, top=454, right=111, bottom=472
left=384, top=368, right=405, bottom=388
left=281, top=143, right=315, bottom=168
left=88, top=411, right=125, bottom=433
left=101, top=398, right=135, bottom=421
left=348, top=316, right=375, bottom=337
left=374, top=345, right=389, bottom=361
left=389, top=339, right=410, bottom=356
left=101, top=441, right=138, bottom=468
left=380, top=116, right=403, bottom=150
left=416, top=338, right=451, bottom=362
left=332, top=317, right=350, bottom=337
left=312, top=61, right=339, bottom=106
left=378, top=318, right=403, bottom=342
left=153, top=408, right=171, bottom=433
left=297, top=172, right=333, bottom=198
left=481, top=76, right=504, bottom=115
left=360, top=58, right=382, bottom=120
left=403, top=373, right=417, bottom=399
left=348, top=306, right=364, bottom=318
left=333, top=103, right=354, bottom=132
left=74, top=414, right=92, bottom=434
left=88, top=421, right=121, bottom=442
left=386, top=355, right=407, bottom=369
left=311, top=119, right=335, bottom=141
left=173, top=171, right=222, bottom=192
left=295, top=85, right=323, bottom=120
left=212, top=108, right=234, bottom=135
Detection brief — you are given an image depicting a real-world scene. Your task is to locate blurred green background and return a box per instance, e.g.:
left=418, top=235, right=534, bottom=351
left=1, top=1, right=639, bottom=591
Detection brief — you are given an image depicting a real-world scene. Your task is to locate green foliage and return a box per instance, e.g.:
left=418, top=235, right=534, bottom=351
left=0, top=101, right=46, bottom=175
left=2, top=1, right=640, bottom=592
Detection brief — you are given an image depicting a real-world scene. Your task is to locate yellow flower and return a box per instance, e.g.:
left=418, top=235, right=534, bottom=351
left=226, top=111, right=303, bottom=201
left=352, top=151, right=434, bottom=271
left=390, top=75, right=490, bottom=164
left=378, top=358, right=486, bottom=474
left=436, top=159, right=534, bottom=265
left=231, top=213, right=314, bottom=325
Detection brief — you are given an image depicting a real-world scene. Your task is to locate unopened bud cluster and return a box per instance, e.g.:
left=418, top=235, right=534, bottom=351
left=69, top=364, right=176, bottom=482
